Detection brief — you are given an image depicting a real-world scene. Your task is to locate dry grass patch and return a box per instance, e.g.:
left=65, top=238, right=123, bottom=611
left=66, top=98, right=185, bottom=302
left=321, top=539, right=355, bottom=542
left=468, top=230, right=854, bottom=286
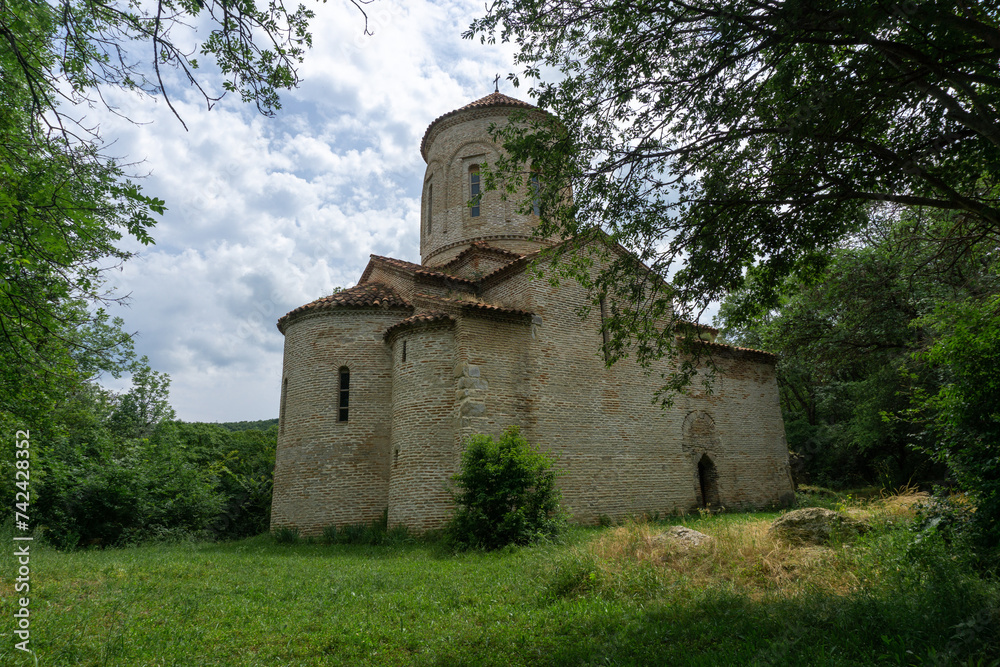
left=561, top=491, right=956, bottom=602
left=579, top=516, right=858, bottom=599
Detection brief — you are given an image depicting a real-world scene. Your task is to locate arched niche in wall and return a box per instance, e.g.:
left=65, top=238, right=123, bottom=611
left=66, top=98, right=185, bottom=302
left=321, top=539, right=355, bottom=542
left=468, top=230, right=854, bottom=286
left=422, top=159, right=442, bottom=237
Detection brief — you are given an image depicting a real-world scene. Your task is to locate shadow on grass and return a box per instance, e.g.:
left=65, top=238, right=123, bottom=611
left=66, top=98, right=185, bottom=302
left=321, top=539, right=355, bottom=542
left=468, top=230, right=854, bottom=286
left=422, top=587, right=998, bottom=667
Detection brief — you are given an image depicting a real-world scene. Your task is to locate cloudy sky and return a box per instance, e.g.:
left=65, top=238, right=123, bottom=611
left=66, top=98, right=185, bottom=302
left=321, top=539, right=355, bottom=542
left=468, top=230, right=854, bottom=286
left=98, top=0, right=522, bottom=422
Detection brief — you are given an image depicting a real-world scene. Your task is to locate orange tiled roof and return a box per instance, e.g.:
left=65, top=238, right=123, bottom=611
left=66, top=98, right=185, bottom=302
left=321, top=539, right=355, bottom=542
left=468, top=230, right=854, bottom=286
left=694, top=339, right=777, bottom=361
left=364, top=254, right=478, bottom=288
left=276, top=282, right=411, bottom=332
left=675, top=319, right=720, bottom=335
left=478, top=246, right=544, bottom=286
left=383, top=311, right=455, bottom=339
left=413, top=293, right=534, bottom=320
left=458, top=91, right=536, bottom=112
left=439, top=241, right=525, bottom=271
left=469, top=240, right=525, bottom=256
left=421, top=92, right=538, bottom=160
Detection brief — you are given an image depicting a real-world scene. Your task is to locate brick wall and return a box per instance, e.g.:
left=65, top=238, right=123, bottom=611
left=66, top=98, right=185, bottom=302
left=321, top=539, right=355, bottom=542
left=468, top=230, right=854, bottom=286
left=420, top=107, right=556, bottom=265
left=271, top=309, right=404, bottom=534
left=476, top=255, right=793, bottom=523
left=386, top=323, right=459, bottom=529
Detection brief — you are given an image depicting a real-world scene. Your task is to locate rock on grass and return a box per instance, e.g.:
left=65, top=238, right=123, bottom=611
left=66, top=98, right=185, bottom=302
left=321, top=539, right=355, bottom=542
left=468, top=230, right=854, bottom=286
left=768, top=508, right=869, bottom=545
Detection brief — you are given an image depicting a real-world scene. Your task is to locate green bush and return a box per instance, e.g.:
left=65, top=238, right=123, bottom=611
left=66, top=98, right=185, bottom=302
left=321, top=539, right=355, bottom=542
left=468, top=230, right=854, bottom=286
left=446, top=426, right=563, bottom=550
left=273, top=526, right=300, bottom=544
left=914, top=294, right=1000, bottom=563
left=148, top=421, right=277, bottom=539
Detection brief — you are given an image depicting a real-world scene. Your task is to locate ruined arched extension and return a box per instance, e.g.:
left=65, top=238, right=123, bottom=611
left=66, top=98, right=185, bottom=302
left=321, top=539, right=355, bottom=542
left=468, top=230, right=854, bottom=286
left=697, top=454, right=720, bottom=509
left=684, top=411, right=722, bottom=509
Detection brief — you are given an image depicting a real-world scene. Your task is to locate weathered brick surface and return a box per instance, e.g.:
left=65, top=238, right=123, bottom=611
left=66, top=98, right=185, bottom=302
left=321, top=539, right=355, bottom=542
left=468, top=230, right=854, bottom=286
left=270, top=93, right=794, bottom=535
left=420, top=103, right=557, bottom=267
left=386, top=324, right=459, bottom=529
left=271, top=309, right=404, bottom=535
left=479, top=261, right=794, bottom=522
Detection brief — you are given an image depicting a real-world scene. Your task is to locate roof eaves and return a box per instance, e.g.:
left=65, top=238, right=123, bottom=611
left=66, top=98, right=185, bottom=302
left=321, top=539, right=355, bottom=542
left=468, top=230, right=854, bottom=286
left=382, top=311, right=455, bottom=341
left=413, top=292, right=534, bottom=322
left=693, top=339, right=778, bottom=362
left=420, top=92, right=544, bottom=161
left=277, top=282, right=412, bottom=333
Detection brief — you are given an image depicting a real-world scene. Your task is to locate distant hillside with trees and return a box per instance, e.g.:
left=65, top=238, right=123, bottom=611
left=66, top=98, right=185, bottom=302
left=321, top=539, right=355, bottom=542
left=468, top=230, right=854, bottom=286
left=216, top=419, right=279, bottom=433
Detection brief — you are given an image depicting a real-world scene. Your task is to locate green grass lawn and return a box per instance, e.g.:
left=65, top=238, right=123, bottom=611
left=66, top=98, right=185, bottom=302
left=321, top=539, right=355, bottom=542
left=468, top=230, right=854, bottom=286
left=3, top=505, right=998, bottom=666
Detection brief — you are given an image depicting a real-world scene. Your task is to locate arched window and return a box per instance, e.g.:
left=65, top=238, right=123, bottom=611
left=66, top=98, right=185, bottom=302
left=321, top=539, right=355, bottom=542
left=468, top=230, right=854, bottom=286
left=338, top=367, right=350, bottom=422
left=426, top=183, right=433, bottom=235
left=469, top=165, right=481, bottom=217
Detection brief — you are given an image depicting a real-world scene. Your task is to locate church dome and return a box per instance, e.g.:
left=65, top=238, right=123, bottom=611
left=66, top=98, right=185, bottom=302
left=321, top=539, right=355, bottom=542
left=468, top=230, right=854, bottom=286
left=418, top=92, right=556, bottom=267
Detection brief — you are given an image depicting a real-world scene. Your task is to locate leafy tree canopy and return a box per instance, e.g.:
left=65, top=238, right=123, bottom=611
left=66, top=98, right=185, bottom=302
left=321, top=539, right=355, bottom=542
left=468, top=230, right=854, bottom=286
left=1, top=0, right=363, bottom=416
left=467, top=0, right=1000, bottom=342
left=717, top=205, right=998, bottom=556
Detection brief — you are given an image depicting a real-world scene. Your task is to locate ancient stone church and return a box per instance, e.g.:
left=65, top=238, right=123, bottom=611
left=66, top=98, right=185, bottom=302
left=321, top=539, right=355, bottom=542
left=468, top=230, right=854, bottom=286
left=270, top=92, right=794, bottom=533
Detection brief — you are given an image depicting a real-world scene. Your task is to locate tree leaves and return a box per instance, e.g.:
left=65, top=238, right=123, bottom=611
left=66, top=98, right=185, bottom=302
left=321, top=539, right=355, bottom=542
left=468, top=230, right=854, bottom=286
left=467, top=0, right=1000, bottom=331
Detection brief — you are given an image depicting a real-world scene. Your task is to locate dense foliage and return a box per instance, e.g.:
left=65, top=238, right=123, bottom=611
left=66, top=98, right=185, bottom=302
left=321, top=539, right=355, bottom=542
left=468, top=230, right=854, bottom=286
left=447, top=427, right=563, bottom=550
left=2, top=0, right=322, bottom=548
left=717, top=207, right=998, bottom=559
left=3, top=362, right=277, bottom=549
left=0, top=0, right=329, bottom=393
left=467, top=0, right=1000, bottom=372
left=468, top=0, right=999, bottom=562
left=915, top=294, right=1000, bottom=554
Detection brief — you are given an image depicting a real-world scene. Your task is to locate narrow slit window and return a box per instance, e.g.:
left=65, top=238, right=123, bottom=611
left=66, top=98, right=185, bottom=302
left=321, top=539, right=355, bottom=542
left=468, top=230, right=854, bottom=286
left=402, top=340, right=407, bottom=362
left=338, top=367, right=350, bottom=422
left=530, top=172, right=540, bottom=217
left=599, top=295, right=611, bottom=365
left=279, top=377, right=288, bottom=434
left=469, top=165, right=481, bottom=217
left=426, top=184, right=433, bottom=235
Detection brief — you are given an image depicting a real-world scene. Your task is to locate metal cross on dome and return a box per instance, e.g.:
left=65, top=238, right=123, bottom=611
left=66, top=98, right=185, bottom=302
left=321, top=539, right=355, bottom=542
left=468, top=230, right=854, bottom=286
left=493, top=74, right=500, bottom=93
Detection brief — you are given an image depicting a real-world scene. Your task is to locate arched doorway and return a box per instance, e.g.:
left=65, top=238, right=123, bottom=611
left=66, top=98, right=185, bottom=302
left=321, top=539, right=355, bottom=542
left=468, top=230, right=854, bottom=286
left=697, top=454, right=720, bottom=509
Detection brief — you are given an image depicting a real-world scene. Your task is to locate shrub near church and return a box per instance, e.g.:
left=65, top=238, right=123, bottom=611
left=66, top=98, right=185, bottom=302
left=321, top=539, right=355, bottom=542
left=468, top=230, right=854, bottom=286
left=447, top=427, right=562, bottom=550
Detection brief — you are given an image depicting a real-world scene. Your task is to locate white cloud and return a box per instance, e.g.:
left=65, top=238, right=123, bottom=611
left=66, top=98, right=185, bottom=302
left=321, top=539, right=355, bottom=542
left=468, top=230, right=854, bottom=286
left=100, top=0, right=519, bottom=421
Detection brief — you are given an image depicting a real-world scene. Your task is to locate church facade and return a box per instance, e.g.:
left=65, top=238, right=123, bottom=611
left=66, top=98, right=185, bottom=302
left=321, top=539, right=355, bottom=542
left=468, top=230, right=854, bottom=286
left=270, top=92, right=794, bottom=533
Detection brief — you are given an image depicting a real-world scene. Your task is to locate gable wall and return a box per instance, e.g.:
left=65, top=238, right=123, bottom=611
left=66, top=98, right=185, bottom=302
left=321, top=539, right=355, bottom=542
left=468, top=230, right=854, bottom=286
left=674, top=355, right=795, bottom=509
left=425, top=237, right=551, bottom=268
left=361, top=265, right=419, bottom=302
left=474, top=258, right=792, bottom=523
left=442, top=253, right=517, bottom=281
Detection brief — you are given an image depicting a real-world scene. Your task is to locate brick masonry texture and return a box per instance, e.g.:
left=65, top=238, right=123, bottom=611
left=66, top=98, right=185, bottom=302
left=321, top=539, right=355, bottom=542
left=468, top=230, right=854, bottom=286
left=270, top=93, right=794, bottom=535
left=419, top=98, right=558, bottom=267
left=272, top=309, right=407, bottom=534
